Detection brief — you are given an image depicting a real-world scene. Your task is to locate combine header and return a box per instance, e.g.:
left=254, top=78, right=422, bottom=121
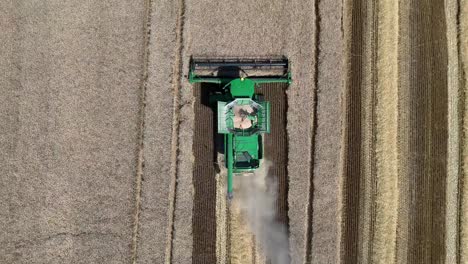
left=189, top=57, right=291, bottom=200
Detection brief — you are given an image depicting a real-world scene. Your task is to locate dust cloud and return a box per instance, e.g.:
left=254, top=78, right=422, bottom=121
left=236, top=160, right=290, bottom=264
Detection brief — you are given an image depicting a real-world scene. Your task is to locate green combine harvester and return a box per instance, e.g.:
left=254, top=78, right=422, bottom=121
left=188, top=58, right=291, bottom=199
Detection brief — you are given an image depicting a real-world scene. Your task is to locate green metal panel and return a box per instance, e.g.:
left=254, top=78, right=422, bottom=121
left=230, top=78, right=255, bottom=98
left=232, top=135, right=260, bottom=174
left=233, top=135, right=259, bottom=161
left=250, top=71, right=292, bottom=84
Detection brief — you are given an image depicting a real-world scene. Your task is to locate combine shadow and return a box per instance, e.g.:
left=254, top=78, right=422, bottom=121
left=199, top=83, right=225, bottom=173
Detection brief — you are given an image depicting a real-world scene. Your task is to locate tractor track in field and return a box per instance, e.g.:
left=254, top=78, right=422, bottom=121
left=166, top=0, right=186, bottom=262
left=131, top=0, right=153, bottom=262
left=304, top=0, right=320, bottom=261
left=405, top=1, right=448, bottom=263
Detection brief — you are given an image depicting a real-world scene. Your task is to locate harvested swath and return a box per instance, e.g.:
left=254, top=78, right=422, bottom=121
left=226, top=83, right=289, bottom=264
left=342, top=1, right=403, bottom=263
left=192, top=83, right=218, bottom=264
left=341, top=0, right=365, bottom=262
left=256, top=83, right=289, bottom=264
left=406, top=0, right=448, bottom=263
left=229, top=200, right=255, bottom=264
left=216, top=167, right=228, bottom=264
left=341, top=1, right=394, bottom=263
left=191, top=81, right=288, bottom=264
left=342, top=2, right=450, bottom=264
left=256, top=83, right=289, bottom=227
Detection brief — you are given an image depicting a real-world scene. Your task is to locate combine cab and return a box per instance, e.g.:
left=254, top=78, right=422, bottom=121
left=189, top=57, right=291, bottom=199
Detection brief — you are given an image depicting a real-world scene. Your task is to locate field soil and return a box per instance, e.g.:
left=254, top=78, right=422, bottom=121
left=0, top=1, right=146, bottom=263
left=192, top=84, right=218, bottom=263
left=134, top=0, right=181, bottom=262
left=341, top=0, right=453, bottom=264
left=2, top=0, right=467, bottom=263
left=309, top=1, right=344, bottom=263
